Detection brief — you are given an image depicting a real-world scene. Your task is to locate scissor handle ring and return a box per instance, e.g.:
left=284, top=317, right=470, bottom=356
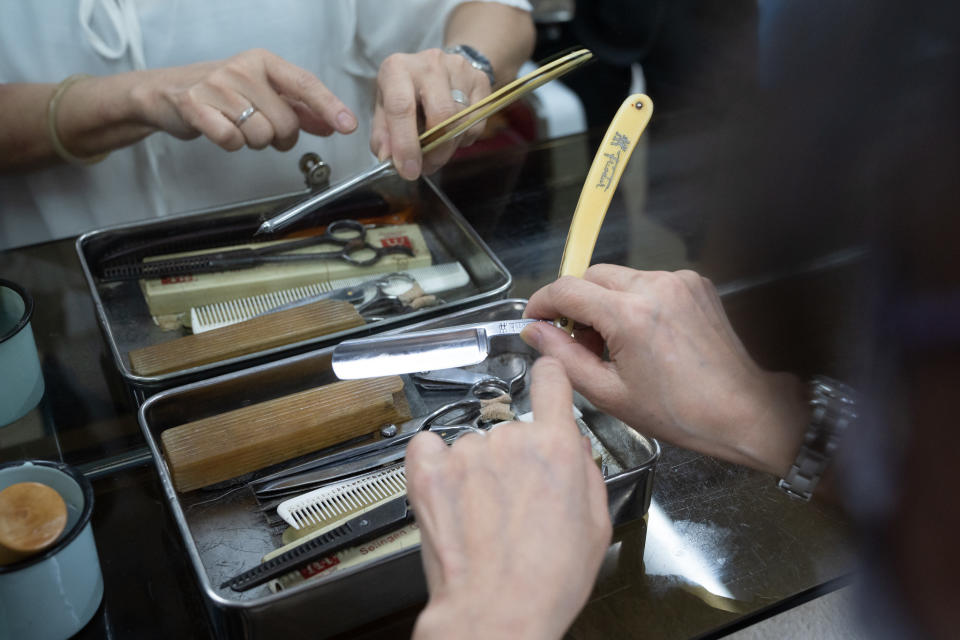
left=469, top=378, right=511, bottom=399
left=326, top=219, right=365, bottom=240
left=419, top=399, right=482, bottom=431
left=355, top=273, right=417, bottom=312
left=340, top=238, right=379, bottom=266
left=342, top=243, right=415, bottom=266
left=377, top=273, right=416, bottom=291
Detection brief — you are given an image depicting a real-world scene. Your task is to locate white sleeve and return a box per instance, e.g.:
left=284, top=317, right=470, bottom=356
left=353, top=0, right=532, bottom=66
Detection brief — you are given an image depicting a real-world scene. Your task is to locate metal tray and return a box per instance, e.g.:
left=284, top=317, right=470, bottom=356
left=77, top=174, right=511, bottom=395
left=138, top=299, right=660, bottom=639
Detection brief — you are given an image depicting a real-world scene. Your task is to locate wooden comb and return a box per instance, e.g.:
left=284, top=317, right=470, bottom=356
left=160, top=376, right=412, bottom=492
left=128, top=299, right=365, bottom=376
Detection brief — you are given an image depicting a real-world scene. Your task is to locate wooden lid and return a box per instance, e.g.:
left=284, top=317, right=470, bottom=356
left=0, top=481, right=68, bottom=565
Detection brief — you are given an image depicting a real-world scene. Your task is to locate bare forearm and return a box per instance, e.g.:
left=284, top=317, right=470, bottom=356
left=0, top=75, right=154, bottom=173
left=0, top=48, right=357, bottom=174
left=444, top=2, right=535, bottom=87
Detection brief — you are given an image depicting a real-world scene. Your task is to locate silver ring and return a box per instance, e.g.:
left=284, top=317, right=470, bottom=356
left=450, top=89, right=468, bottom=106
left=235, top=106, right=257, bottom=127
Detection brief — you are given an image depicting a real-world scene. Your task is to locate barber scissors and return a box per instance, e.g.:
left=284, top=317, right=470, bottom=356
left=251, top=399, right=488, bottom=499
left=99, top=219, right=414, bottom=281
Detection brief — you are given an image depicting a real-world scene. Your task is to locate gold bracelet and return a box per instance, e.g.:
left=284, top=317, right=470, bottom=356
left=47, top=74, right=110, bottom=166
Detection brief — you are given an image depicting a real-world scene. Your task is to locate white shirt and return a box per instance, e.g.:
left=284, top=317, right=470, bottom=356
left=0, top=0, right=530, bottom=249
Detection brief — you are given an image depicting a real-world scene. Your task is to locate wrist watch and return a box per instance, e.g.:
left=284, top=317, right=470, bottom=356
left=777, top=375, right=858, bottom=501
left=444, top=44, right=495, bottom=86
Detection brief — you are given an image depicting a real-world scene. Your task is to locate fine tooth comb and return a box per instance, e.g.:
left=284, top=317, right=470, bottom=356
left=190, top=262, right=469, bottom=333
left=277, top=463, right=407, bottom=531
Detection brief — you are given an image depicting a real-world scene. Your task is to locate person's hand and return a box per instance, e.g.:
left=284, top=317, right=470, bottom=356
left=131, top=48, right=358, bottom=151
left=370, top=48, right=491, bottom=181
left=406, top=357, right=611, bottom=640
left=522, top=265, right=809, bottom=477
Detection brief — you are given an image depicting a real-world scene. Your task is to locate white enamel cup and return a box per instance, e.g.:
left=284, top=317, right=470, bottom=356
left=0, top=460, right=103, bottom=639
left=0, top=279, right=45, bottom=426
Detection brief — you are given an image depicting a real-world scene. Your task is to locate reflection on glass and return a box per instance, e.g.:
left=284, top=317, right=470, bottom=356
left=644, top=499, right=734, bottom=600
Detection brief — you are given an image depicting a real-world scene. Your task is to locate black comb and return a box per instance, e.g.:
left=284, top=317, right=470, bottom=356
left=220, top=496, right=413, bottom=592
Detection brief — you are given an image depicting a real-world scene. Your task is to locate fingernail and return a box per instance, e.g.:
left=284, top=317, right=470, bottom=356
left=336, top=111, right=356, bottom=132
left=520, top=324, right=540, bottom=350
left=402, top=159, right=420, bottom=180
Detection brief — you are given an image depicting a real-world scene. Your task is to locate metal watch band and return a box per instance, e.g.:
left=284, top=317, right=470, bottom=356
left=444, top=44, right=495, bottom=86
left=777, top=375, right=858, bottom=501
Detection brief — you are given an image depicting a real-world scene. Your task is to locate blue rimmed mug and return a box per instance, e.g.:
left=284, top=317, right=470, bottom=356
left=0, top=279, right=45, bottom=426
left=0, top=460, right=103, bottom=639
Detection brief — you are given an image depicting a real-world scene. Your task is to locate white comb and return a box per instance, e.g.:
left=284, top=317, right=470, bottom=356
left=189, top=262, right=469, bottom=333
left=277, top=464, right=407, bottom=530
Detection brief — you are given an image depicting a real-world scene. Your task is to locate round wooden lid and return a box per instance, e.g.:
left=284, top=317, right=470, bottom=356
left=0, top=481, right=68, bottom=565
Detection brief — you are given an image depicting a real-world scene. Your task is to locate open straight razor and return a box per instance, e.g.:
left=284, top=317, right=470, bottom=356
left=332, top=319, right=539, bottom=379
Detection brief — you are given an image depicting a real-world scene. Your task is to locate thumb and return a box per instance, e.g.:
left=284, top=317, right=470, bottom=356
left=522, top=322, right=624, bottom=408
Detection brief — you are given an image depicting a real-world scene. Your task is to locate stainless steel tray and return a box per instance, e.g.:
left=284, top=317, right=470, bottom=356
left=138, top=299, right=659, bottom=639
left=77, top=174, right=511, bottom=394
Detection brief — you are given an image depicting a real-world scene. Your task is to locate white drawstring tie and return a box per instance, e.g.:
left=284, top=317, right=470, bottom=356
left=79, top=0, right=167, bottom=218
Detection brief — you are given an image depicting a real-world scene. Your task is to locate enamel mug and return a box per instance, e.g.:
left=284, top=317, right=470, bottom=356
left=0, top=460, right=103, bottom=639
left=0, top=279, right=45, bottom=426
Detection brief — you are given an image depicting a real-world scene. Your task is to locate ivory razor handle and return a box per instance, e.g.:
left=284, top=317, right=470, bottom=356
left=555, top=94, right=653, bottom=333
